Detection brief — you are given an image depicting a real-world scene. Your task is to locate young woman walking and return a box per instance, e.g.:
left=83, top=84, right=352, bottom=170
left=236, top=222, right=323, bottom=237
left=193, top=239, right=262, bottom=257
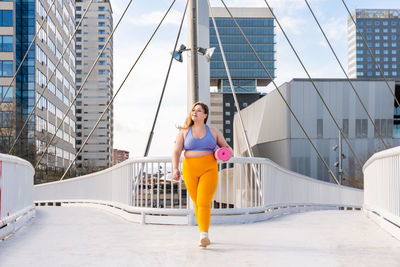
left=172, top=101, right=232, bottom=248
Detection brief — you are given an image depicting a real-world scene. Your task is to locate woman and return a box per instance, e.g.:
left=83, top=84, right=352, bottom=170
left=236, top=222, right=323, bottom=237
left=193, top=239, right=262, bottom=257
left=172, top=101, right=232, bottom=248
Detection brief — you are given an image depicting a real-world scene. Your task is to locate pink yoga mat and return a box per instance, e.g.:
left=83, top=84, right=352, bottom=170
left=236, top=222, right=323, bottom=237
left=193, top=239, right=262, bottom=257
left=214, top=147, right=231, bottom=161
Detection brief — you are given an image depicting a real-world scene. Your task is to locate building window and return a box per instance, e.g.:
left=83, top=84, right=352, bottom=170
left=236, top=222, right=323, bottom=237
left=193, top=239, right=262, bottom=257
left=225, top=111, right=230, bottom=116
left=98, top=14, right=105, bottom=19
left=98, top=6, right=105, bottom=11
left=98, top=30, right=105, bottom=34
left=356, top=119, right=368, bottom=138
left=0, top=60, right=12, bottom=77
left=225, top=102, right=230, bottom=107
left=343, top=119, right=349, bottom=137
left=98, top=22, right=105, bottom=27
left=98, top=37, right=105, bottom=42
left=0, top=86, right=12, bottom=102
left=98, top=69, right=105, bottom=74
left=0, top=35, right=12, bottom=51
left=0, top=10, right=12, bottom=27
left=225, top=129, right=231, bottom=134
left=317, top=119, right=323, bottom=138
left=225, top=120, right=230, bottom=125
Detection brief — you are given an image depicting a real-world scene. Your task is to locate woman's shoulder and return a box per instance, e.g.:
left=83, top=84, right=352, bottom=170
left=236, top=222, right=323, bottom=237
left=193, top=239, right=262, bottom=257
left=179, top=128, right=190, bottom=137
left=208, top=125, right=221, bottom=139
left=208, top=125, right=221, bottom=134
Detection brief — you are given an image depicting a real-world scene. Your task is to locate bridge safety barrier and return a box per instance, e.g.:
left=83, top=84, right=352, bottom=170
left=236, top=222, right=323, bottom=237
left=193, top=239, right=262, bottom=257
left=0, top=153, right=35, bottom=240
left=363, top=147, right=400, bottom=240
left=35, top=156, right=363, bottom=225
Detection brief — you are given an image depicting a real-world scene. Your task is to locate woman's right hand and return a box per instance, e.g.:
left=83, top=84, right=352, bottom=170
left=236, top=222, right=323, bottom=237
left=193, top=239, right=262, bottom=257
left=172, top=169, right=181, bottom=181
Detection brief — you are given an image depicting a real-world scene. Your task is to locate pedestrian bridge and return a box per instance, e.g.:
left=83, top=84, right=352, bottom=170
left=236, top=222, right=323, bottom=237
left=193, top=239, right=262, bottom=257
left=1, top=148, right=400, bottom=266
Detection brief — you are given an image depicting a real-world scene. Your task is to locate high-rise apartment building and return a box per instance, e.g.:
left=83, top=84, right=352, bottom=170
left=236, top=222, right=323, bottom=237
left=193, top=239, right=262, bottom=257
left=75, top=0, right=113, bottom=172
left=0, top=0, right=77, bottom=183
left=348, top=9, right=400, bottom=138
left=209, top=7, right=275, bottom=147
left=348, top=9, right=400, bottom=80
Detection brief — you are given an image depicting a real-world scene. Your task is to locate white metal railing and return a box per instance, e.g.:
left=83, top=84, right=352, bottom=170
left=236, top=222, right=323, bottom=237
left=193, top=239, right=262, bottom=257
left=363, top=146, right=400, bottom=240
left=35, top=156, right=363, bottom=225
left=0, top=153, right=35, bottom=240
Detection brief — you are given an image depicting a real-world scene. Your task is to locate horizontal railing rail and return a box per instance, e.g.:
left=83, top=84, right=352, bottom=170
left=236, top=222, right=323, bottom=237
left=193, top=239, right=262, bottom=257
left=35, top=156, right=363, bottom=225
left=0, top=153, right=35, bottom=240
left=363, top=147, right=400, bottom=240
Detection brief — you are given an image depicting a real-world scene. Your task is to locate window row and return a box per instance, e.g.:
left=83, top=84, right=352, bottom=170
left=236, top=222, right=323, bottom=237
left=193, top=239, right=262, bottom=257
left=316, top=118, right=394, bottom=138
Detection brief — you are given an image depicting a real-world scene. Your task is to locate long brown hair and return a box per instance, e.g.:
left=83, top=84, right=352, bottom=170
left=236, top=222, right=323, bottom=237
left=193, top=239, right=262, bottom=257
left=178, top=101, right=209, bottom=130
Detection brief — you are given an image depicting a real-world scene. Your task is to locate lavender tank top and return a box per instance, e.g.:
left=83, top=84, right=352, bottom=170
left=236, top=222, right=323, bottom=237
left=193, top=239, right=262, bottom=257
left=184, top=125, right=217, bottom=152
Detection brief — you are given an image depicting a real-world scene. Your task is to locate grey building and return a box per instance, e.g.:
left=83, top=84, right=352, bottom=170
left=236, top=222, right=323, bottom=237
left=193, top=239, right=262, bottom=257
left=209, top=7, right=275, bottom=147
left=75, top=0, right=113, bottom=172
left=0, top=0, right=77, bottom=183
left=234, top=79, right=400, bottom=187
left=348, top=9, right=400, bottom=80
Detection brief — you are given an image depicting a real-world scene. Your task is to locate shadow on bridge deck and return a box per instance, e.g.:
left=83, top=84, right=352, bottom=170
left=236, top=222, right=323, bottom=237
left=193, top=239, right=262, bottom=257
left=1, top=206, right=399, bottom=267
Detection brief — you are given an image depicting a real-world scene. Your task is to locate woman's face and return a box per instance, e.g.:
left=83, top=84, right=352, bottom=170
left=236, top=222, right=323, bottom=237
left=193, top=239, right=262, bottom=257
left=191, top=104, right=207, bottom=123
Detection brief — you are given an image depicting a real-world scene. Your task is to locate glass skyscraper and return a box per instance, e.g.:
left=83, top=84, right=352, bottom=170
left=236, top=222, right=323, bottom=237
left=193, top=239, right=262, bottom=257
left=0, top=0, right=77, bottom=183
left=210, top=7, right=275, bottom=92
left=209, top=7, right=275, bottom=146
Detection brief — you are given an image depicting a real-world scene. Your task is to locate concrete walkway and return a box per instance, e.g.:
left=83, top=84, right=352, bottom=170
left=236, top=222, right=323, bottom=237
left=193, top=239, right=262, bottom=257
left=1, top=206, right=400, bottom=267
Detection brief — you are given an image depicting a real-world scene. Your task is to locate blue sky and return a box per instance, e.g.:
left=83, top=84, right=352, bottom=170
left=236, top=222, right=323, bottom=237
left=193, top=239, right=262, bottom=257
left=110, top=0, right=399, bottom=157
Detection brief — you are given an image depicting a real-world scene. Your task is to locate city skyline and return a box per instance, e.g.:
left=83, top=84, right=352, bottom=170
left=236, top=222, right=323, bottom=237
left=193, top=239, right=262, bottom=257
left=111, top=0, right=399, bottom=158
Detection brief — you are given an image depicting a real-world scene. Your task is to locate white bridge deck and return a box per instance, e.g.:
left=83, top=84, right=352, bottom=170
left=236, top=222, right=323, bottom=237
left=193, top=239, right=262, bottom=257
left=1, top=206, right=400, bottom=267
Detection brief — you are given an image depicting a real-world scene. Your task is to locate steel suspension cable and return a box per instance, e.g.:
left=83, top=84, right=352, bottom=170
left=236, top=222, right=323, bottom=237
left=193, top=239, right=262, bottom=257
left=60, top=0, right=177, bottom=180
left=10, top=0, right=95, bottom=155
left=219, top=0, right=339, bottom=184
left=34, top=0, right=135, bottom=169
left=260, top=0, right=363, bottom=170
left=0, top=0, right=57, bottom=106
left=305, top=0, right=389, bottom=150
left=143, top=0, right=188, bottom=157
left=342, top=0, right=400, bottom=108
left=207, top=0, right=264, bottom=193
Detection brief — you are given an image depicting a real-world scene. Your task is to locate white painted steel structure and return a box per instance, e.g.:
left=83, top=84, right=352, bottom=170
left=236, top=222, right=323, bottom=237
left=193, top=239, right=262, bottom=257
left=0, top=153, right=35, bottom=240
left=363, top=147, right=400, bottom=240
left=35, top=156, right=363, bottom=225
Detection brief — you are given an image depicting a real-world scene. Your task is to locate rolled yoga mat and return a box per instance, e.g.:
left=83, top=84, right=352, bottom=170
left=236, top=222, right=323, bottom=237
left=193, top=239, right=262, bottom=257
left=214, top=147, right=231, bottom=161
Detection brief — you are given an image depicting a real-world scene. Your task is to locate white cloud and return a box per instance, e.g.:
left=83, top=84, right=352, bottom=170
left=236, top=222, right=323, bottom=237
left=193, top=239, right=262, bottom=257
left=128, top=9, right=183, bottom=25
left=321, top=17, right=347, bottom=41
left=278, top=16, right=308, bottom=35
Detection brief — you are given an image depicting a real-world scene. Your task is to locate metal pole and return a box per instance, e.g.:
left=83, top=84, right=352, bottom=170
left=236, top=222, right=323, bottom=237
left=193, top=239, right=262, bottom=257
left=338, top=129, right=343, bottom=184
left=188, top=0, right=199, bottom=106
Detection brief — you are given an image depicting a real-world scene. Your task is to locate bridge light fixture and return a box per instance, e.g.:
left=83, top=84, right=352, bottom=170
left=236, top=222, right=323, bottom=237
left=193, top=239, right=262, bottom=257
left=171, top=44, right=215, bottom=63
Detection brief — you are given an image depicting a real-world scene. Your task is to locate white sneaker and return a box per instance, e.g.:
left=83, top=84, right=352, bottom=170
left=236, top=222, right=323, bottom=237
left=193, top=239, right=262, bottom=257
left=199, top=232, right=210, bottom=248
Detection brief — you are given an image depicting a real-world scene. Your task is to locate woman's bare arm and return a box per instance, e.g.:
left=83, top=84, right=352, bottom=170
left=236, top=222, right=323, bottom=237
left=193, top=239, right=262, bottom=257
left=172, top=130, right=184, bottom=180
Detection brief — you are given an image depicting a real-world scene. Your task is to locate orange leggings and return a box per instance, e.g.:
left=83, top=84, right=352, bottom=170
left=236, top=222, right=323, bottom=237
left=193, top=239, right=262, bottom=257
left=182, top=154, right=218, bottom=232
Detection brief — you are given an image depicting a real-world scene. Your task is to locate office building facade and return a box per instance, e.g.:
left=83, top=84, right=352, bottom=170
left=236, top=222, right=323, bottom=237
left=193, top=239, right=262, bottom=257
left=0, top=0, right=77, bottom=183
left=75, top=0, right=113, bottom=172
left=209, top=7, right=275, bottom=147
left=234, top=79, right=400, bottom=188
left=348, top=9, right=400, bottom=80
